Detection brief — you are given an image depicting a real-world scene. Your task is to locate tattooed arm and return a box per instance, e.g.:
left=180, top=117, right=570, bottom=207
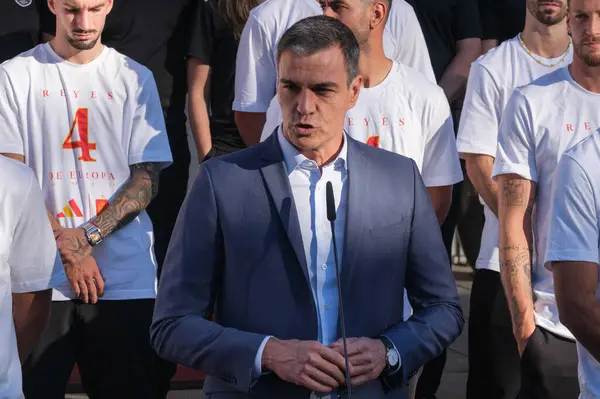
left=497, top=173, right=537, bottom=356
left=55, top=162, right=160, bottom=303
left=91, top=162, right=160, bottom=238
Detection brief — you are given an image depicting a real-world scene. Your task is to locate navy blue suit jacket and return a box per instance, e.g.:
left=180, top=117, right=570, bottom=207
left=151, top=133, right=464, bottom=398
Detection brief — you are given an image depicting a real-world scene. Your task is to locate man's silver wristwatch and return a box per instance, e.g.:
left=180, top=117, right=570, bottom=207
left=379, top=336, right=401, bottom=374
left=82, top=222, right=103, bottom=247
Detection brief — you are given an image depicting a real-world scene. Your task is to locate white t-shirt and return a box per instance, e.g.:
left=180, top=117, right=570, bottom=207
left=492, top=66, right=600, bottom=340
left=232, top=0, right=322, bottom=114
left=345, top=62, right=462, bottom=187
left=0, top=43, right=173, bottom=301
left=545, top=134, right=600, bottom=398
left=0, top=156, right=61, bottom=399
left=457, top=36, right=573, bottom=272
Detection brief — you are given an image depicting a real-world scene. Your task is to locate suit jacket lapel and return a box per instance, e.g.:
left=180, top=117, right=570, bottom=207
left=260, top=133, right=311, bottom=289
left=341, top=138, right=369, bottom=299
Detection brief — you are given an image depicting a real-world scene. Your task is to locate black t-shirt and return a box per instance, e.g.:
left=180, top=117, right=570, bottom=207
left=99, top=0, right=195, bottom=130
left=480, top=0, right=525, bottom=43
left=0, top=0, right=54, bottom=63
left=406, top=0, right=482, bottom=82
left=188, top=0, right=245, bottom=151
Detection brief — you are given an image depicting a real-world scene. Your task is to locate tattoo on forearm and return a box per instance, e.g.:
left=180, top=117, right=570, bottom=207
left=502, top=179, right=525, bottom=206
left=501, top=249, right=533, bottom=332
left=93, top=162, right=160, bottom=238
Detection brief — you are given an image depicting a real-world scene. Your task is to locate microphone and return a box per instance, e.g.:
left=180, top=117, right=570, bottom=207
left=326, top=181, right=352, bottom=397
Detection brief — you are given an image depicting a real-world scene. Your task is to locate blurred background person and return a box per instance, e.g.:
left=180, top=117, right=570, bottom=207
left=406, top=1, right=482, bottom=396
left=0, top=0, right=54, bottom=63
left=234, top=0, right=436, bottom=146
left=188, top=0, right=264, bottom=162
left=457, top=0, right=572, bottom=397
left=492, top=0, right=598, bottom=395
left=1, top=156, right=61, bottom=399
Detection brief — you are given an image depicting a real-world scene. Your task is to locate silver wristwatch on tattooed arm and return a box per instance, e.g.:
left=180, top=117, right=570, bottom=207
left=82, top=222, right=104, bottom=247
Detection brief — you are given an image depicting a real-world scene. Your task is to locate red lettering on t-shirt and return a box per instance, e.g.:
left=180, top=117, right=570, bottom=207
left=91, top=91, right=97, bottom=99
left=363, top=118, right=369, bottom=127
left=107, top=92, right=113, bottom=100
left=347, top=117, right=354, bottom=126
left=60, top=90, right=65, bottom=97
left=566, top=124, right=574, bottom=132
left=382, top=117, right=388, bottom=126
left=92, top=172, right=99, bottom=179
left=108, top=173, right=115, bottom=180
left=56, top=172, right=63, bottom=180
left=70, top=171, right=76, bottom=179
left=585, top=122, right=591, bottom=131
left=73, top=90, right=80, bottom=99
left=399, top=118, right=405, bottom=127
left=42, top=90, right=49, bottom=97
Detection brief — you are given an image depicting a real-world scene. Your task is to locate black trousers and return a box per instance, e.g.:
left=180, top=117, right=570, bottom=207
left=467, top=269, right=521, bottom=399
left=22, top=299, right=162, bottom=399
left=519, top=326, right=579, bottom=399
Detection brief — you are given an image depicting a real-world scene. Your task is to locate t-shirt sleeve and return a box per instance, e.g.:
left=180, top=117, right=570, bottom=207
left=188, top=0, right=214, bottom=64
left=455, top=0, right=482, bottom=40
left=421, top=89, right=464, bottom=187
left=492, top=89, right=537, bottom=182
left=456, top=62, right=501, bottom=157
left=36, top=0, right=56, bottom=36
left=0, top=67, right=25, bottom=156
left=128, top=73, right=173, bottom=169
left=387, top=3, right=436, bottom=83
left=9, top=171, right=62, bottom=293
left=232, top=12, right=276, bottom=112
left=545, top=154, right=599, bottom=267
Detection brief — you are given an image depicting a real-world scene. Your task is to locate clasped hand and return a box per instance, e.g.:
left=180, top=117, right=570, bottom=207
left=55, top=228, right=105, bottom=304
left=263, top=337, right=386, bottom=392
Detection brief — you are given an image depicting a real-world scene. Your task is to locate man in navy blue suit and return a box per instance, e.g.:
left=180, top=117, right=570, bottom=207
left=151, top=15, right=464, bottom=399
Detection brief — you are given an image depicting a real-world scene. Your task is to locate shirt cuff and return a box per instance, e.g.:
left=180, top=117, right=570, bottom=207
left=253, top=336, right=273, bottom=379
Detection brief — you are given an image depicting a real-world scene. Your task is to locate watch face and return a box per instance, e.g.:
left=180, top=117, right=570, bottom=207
left=90, top=231, right=102, bottom=243
left=387, top=349, right=399, bottom=367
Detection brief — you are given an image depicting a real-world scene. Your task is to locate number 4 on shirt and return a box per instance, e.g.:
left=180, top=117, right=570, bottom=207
left=62, top=108, right=97, bottom=162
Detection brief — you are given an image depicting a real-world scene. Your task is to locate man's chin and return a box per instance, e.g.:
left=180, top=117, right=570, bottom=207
left=68, top=37, right=99, bottom=51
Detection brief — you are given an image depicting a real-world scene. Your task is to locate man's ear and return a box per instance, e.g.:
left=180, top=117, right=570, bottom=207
left=48, top=0, right=57, bottom=15
left=349, top=75, right=363, bottom=108
left=370, top=1, right=388, bottom=30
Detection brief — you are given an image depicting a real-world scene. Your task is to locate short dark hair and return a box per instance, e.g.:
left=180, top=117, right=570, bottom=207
left=277, top=15, right=360, bottom=86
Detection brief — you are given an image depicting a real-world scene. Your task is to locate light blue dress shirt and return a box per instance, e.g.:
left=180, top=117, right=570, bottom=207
left=253, top=127, right=348, bottom=374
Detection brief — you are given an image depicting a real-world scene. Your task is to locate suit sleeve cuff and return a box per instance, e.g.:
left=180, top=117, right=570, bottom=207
left=252, top=336, right=273, bottom=379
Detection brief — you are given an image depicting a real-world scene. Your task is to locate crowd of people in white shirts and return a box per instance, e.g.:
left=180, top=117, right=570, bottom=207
left=2, top=0, right=600, bottom=398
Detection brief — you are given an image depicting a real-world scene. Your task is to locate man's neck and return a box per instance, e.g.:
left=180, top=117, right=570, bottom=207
left=521, top=12, right=570, bottom=59
left=569, top=59, right=600, bottom=94
left=49, top=37, right=104, bottom=65
left=358, top=38, right=393, bottom=88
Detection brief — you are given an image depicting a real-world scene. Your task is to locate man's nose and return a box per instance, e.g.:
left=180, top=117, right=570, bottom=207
left=76, top=11, right=91, bottom=31
left=296, top=89, right=316, bottom=115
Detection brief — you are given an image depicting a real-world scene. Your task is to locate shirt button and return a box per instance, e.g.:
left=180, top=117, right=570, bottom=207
left=321, top=264, right=327, bottom=271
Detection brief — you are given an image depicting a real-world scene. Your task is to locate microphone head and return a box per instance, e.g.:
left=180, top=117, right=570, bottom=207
left=326, top=181, right=337, bottom=222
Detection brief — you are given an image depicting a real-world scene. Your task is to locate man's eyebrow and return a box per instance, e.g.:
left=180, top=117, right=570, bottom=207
left=311, top=82, right=338, bottom=89
left=280, top=78, right=299, bottom=86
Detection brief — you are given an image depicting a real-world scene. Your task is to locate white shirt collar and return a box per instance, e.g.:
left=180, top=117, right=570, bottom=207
left=277, top=126, right=348, bottom=174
